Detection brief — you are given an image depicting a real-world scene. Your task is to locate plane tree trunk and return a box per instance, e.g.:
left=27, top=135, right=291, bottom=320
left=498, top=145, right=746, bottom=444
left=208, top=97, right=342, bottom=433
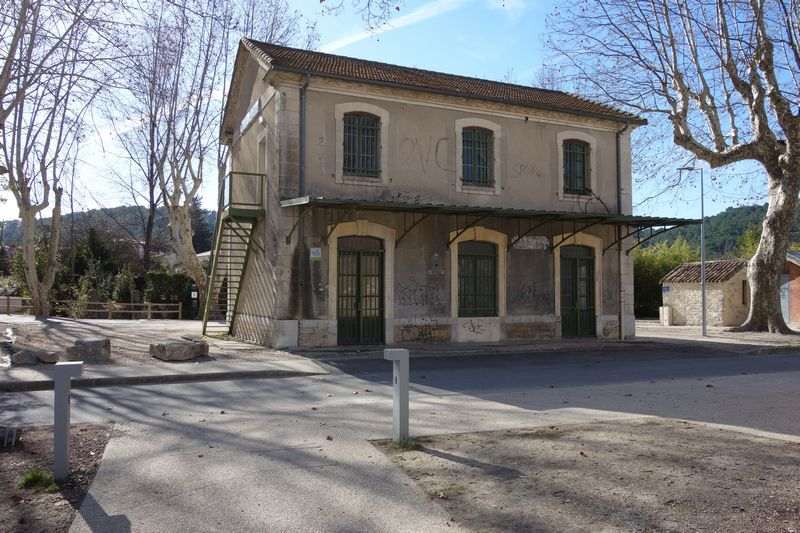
left=734, top=169, right=799, bottom=333
left=166, top=201, right=209, bottom=310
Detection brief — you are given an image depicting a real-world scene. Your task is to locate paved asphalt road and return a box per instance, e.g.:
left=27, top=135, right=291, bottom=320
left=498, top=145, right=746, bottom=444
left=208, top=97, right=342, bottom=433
left=5, top=347, right=800, bottom=436
left=3, top=347, right=800, bottom=531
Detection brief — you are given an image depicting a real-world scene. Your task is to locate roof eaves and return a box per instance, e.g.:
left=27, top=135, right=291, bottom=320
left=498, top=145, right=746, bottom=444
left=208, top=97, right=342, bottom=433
left=268, top=63, right=647, bottom=126
left=221, top=40, right=274, bottom=144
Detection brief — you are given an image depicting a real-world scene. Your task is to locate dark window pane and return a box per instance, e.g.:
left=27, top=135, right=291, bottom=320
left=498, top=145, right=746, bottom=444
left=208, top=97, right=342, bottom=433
left=563, top=140, right=589, bottom=195
left=343, top=113, right=381, bottom=177
left=458, top=241, right=497, bottom=316
left=462, top=127, right=493, bottom=187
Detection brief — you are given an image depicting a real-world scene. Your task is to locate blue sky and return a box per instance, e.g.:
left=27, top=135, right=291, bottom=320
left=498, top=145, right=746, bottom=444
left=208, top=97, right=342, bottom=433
left=0, top=0, right=766, bottom=222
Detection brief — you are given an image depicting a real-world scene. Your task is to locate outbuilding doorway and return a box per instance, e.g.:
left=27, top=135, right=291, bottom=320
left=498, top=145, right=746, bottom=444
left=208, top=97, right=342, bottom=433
left=337, top=236, right=385, bottom=345
left=560, top=245, right=596, bottom=337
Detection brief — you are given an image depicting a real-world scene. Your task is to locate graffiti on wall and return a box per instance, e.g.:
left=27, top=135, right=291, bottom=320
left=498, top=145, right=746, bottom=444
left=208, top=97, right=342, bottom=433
left=399, top=136, right=451, bottom=174
left=512, top=161, right=544, bottom=182
left=508, top=281, right=551, bottom=308
left=461, top=319, right=486, bottom=335
left=397, top=279, right=444, bottom=308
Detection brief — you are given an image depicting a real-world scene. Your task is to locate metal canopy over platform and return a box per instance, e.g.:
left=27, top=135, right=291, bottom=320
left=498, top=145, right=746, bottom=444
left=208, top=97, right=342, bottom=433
left=280, top=195, right=699, bottom=255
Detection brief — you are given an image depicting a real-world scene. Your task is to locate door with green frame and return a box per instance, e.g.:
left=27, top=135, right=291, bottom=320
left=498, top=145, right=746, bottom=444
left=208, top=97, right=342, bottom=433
left=337, top=236, right=385, bottom=345
left=560, top=245, right=596, bottom=337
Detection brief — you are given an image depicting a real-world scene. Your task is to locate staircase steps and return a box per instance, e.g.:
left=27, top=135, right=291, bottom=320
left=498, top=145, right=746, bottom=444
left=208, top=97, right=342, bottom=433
left=202, top=216, right=262, bottom=337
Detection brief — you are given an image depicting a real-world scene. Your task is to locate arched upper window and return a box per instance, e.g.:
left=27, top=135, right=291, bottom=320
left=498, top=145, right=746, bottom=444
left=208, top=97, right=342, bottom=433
left=563, top=139, right=590, bottom=195
left=343, top=112, right=381, bottom=178
left=462, top=127, right=494, bottom=187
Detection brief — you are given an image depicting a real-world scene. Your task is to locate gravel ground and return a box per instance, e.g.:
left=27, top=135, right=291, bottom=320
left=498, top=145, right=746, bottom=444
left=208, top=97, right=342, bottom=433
left=1, top=424, right=112, bottom=532
left=376, top=418, right=800, bottom=533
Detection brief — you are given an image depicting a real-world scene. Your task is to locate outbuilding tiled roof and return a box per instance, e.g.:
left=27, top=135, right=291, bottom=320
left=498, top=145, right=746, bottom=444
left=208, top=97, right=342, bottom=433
left=661, top=259, right=746, bottom=284
left=244, top=39, right=646, bottom=125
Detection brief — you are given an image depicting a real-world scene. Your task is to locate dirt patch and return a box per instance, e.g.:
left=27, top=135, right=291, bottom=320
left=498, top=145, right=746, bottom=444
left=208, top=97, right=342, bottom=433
left=1, top=424, right=112, bottom=532
left=374, top=418, right=800, bottom=532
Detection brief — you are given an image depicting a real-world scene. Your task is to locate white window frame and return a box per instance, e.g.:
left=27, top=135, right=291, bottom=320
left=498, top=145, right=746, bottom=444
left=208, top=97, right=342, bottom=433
left=335, top=102, right=390, bottom=186
left=455, top=118, right=502, bottom=195
left=327, top=220, right=396, bottom=344
left=449, top=226, right=507, bottom=318
left=553, top=231, right=603, bottom=320
left=557, top=130, right=597, bottom=200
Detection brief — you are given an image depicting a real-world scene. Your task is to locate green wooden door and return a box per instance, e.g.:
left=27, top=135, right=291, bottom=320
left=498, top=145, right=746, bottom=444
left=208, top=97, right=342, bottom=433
left=337, top=237, right=384, bottom=345
left=561, top=245, right=596, bottom=337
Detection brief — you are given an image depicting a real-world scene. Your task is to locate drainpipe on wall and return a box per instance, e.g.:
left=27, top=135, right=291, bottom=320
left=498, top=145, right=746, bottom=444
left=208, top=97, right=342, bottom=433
left=299, top=73, right=310, bottom=197
left=616, top=122, right=630, bottom=340
left=297, top=74, right=311, bottom=321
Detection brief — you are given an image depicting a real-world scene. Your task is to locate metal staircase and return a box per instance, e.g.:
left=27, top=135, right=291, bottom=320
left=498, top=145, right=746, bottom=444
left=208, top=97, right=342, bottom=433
left=202, top=172, right=265, bottom=338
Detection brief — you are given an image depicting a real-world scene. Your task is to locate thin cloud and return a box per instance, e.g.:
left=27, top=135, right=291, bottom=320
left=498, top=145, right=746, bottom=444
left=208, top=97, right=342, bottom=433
left=321, top=0, right=469, bottom=53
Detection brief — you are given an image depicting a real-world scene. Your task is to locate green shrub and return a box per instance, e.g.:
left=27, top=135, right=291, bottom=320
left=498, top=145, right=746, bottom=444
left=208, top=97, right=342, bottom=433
left=144, top=270, right=195, bottom=317
left=633, top=237, right=699, bottom=318
left=113, top=267, right=139, bottom=303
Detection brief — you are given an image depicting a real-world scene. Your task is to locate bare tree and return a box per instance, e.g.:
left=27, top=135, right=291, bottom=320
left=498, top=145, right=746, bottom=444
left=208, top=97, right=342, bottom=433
left=144, top=0, right=232, bottom=306
left=239, top=0, right=319, bottom=48
left=103, top=5, right=178, bottom=271
left=319, top=0, right=400, bottom=29
left=548, top=0, right=800, bottom=333
left=0, top=0, right=109, bottom=316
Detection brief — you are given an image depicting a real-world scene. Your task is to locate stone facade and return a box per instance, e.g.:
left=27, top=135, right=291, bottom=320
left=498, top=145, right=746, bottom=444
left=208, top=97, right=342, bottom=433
left=662, top=271, right=749, bottom=327
left=219, top=46, right=640, bottom=347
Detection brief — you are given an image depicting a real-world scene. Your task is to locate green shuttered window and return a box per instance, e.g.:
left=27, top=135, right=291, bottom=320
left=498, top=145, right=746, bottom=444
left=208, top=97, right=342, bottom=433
left=462, top=127, right=494, bottom=187
left=563, top=139, right=590, bottom=195
left=458, top=241, right=497, bottom=317
left=343, top=112, right=381, bottom=177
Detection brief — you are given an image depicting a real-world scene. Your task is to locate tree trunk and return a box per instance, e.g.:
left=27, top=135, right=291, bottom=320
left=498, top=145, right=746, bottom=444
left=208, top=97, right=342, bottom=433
left=143, top=203, right=156, bottom=271
left=168, top=203, right=208, bottom=309
left=20, top=209, right=47, bottom=317
left=732, top=172, right=799, bottom=333
left=18, top=189, right=63, bottom=318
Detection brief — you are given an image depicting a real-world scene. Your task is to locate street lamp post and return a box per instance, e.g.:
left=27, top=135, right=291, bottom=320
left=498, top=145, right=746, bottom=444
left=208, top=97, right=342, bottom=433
left=679, top=165, right=707, bottom=337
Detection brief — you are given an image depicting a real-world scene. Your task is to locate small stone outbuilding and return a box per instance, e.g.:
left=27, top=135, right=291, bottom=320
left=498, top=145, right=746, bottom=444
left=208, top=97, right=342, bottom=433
left=660, top=259, right=748, bottom=327
left=781, top=252, right=800, bottom=327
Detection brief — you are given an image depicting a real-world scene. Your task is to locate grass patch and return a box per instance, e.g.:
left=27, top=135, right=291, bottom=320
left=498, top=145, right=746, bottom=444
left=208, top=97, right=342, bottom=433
left=18, top=468, right=59, bottom=493
left=388, top=438, right=424, bottom=451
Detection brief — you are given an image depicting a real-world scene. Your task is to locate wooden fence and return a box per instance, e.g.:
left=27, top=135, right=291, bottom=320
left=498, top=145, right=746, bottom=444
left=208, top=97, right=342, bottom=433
left=1, top=297, right=182, bottom=320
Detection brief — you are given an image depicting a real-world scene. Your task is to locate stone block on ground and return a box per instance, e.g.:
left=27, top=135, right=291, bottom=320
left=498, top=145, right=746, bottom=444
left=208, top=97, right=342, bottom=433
left=66, top=338, right=111, bottom=363
left=10, top=347, right=60, bottom=365
left=150, top=339, right=209, bottom=362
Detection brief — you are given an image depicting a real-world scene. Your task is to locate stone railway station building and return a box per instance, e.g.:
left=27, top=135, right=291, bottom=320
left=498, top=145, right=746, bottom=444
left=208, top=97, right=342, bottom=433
left=203, top=39, right=695, bottom=347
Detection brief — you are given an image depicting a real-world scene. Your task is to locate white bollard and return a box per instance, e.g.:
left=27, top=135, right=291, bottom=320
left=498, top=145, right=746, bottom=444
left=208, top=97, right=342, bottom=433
left=53, top=361, right=83, bottom=481
left=383, top=348, right=409, bottom=442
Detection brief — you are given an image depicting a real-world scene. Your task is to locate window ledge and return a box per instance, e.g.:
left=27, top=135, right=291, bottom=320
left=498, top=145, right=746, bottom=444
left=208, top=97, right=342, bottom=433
left=341, top=176, right=386, bottom=187
left=460, top=183, right=499, bottom=195
left=560, top=192, right=592, bottom=201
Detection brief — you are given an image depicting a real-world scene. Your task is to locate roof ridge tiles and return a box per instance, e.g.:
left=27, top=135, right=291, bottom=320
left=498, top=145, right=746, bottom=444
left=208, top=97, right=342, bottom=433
left=243, top=38, right=645, bottom=125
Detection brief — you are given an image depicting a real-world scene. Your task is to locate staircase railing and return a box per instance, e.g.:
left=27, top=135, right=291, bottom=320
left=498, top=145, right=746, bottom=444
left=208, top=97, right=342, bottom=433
left=202, top=172, right=266, bottom=336
left=222, top=171, right=265, bottom=212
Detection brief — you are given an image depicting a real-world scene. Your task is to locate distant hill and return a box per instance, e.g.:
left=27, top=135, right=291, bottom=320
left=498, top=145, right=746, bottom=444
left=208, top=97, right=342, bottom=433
left=653, top=203, right=800, bottom=258
left=0, top=205, right=216, bottom=250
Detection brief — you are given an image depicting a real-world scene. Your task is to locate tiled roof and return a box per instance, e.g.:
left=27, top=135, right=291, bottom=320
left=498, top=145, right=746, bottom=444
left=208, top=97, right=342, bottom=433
left=661, top=259, right=746, bottom=284
left=244, top=39, right=646, bottom=125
